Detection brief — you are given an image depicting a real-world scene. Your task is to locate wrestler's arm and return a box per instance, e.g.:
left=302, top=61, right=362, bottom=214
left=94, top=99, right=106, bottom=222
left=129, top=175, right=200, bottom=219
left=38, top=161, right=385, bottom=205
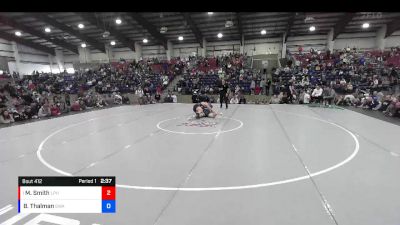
left=201, top=102, right=217, bottom=114
left=200, top=102, right=210, bottom=108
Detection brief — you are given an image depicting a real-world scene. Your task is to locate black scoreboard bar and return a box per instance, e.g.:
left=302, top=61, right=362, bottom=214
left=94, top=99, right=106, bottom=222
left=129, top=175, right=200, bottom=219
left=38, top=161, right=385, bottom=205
left=18, top=176, right=115, bottom=186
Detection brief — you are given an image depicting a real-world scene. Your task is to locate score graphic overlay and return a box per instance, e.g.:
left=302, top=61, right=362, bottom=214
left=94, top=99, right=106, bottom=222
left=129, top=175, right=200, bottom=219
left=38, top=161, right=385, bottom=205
left=18, top=177, right=116, bottom=213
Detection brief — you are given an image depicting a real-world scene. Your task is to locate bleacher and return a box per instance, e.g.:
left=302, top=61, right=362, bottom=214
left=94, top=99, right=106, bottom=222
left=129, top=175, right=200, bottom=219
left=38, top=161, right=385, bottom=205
left=177, top=54, right=254, bottom=95
left=275, top=48, right=400, bottom=94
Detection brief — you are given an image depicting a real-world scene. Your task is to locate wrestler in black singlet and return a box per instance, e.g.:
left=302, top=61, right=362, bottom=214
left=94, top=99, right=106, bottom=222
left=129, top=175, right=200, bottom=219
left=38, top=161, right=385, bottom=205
left=193, top=103, right=201, bottom=112
left=193, top=103, right=211, bottom=118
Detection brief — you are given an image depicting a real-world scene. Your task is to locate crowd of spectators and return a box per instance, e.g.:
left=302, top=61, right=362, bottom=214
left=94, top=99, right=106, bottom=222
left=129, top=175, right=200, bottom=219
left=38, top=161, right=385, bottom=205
left=175, top=48, right=400, bottom=118
left=0, top=58, right=183, bottom=125
left=1, top=47, right=400, bottom=125
left=176, top=53, right=263, bottom=97
left=0, top=79, right=135, bottom=125
left=268, top=47, right=400, bottom=118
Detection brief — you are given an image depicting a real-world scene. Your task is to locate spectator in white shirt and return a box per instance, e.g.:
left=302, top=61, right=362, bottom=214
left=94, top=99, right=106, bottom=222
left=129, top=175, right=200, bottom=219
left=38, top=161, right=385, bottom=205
left=113, top=93, right=122, bottom=105
left=38, top=104, right=51, bottom=118
left=373, top=77, right=379, bottom=88
left=171, top=93, right=177, bottom=103
left=340, top=78, right=347, bottom=87
left=0, top=110, right=14, bottom=124
left=135, top=87, right=144, bottom=97
left=135, top=87, right=145, bottom=104
left=311, top=85, right=323, bottom=103
left=301, top=76, right=309, bottom=87
left=230, top=95, right=239, bottom=104
left=269, top=94, right=281, bottom=104
left=303, top=91, right=311, bottom=104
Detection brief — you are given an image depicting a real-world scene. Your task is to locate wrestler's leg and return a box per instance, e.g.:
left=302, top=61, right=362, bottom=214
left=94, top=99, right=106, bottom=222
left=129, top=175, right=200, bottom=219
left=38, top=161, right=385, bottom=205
left=207, top=112, right=217, bottom=118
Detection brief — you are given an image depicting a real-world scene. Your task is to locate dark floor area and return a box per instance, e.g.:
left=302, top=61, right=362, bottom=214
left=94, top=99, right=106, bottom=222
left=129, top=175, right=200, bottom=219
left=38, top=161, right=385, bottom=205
left=344, top=106, right=400, bottom=126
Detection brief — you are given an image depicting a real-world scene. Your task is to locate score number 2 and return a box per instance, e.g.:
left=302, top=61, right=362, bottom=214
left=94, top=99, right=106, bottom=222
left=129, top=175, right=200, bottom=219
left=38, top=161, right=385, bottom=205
left=102, top=186, right=115, bottom=200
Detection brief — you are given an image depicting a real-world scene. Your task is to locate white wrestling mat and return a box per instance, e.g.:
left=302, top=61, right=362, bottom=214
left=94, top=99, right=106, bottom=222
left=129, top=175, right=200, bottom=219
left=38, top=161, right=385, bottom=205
left=1, top=103, right=400, bottom=225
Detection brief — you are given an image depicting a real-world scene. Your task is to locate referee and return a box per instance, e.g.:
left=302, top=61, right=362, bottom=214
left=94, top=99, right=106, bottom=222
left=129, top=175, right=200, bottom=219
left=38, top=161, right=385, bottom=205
left=219, top=79, right=229, bottom=109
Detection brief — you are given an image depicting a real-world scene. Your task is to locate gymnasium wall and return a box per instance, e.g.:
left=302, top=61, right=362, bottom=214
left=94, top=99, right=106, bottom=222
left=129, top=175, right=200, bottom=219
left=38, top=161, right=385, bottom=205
left=244, top=38, right=282, bottom=57
left=1, top=30, right=400, bottom=75
left=87, top=32, right=397, bottom=62
left=206, top=40, right=241, bottom=57
left=385, top=30, right=400, bottom=49
left=112, top=47, right=138, bottom=61
left=64, top=52, right=79, bottom=64
left=286, top=34, right=327, bottom=52
left=173, top=43, right=201, bottom=58
left=334, top=32, right=376, bottom=51
left=0, top=38, right=75, bottom=75
left=142, top=45, right=167, bottom=59
left=89, top=50, right=110, bottom=63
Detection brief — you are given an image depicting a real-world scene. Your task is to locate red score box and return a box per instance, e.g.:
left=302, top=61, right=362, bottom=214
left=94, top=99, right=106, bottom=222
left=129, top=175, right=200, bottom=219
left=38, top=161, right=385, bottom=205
left=102, top=186, right=116, bottom=200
